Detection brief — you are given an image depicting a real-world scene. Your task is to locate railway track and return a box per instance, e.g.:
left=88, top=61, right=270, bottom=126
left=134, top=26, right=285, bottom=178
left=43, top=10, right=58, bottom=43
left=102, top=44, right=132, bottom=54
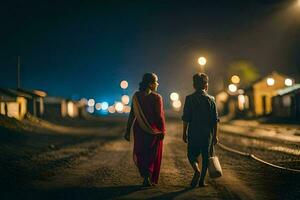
left=219, top=130, right=300, bottom=171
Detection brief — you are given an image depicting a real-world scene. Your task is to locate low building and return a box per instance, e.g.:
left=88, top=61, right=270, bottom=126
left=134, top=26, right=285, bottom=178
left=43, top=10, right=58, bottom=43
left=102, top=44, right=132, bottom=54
left=43, top=97, right=87, bottom=119
left=16, top=88, right=47, bottom=117
left=272, top=84, right=300, bottom=120
left=244, top=71, right=294, bottom=116
left=43, top=96, right=68, bottom=119
left=0, top=88, right=27, bottom=120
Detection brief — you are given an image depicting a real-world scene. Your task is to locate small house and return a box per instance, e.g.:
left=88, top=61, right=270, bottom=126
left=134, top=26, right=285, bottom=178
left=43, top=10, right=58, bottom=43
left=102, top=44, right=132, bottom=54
left=244, top=71, right=294, bottom=116
left=0, top=88, right=27, bottom=120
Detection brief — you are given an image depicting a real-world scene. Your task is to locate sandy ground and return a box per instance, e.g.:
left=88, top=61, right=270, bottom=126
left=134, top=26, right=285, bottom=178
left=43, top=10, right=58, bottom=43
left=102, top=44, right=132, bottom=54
left=0, top=116, right=299, bottom=200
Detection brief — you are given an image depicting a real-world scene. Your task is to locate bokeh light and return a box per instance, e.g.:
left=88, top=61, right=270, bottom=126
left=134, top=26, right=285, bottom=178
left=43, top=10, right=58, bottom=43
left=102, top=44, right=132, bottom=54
left=124, top=106, right=131, bottom=113
left=231, top=75, right=240, bottom=84
left=120, top=80, right=129, bottom=89
left=228, top=84, right=237, bottom=93
left=95, top=103, right=102, bottom=110
left=115, top=102, right=124, bottom=113
left=198, top=57, right=207, bottom=66
left=80, top=98, right=88, bottom=105
left=170, top=92, right=179, bottom=101
left=108, top=106, right=116, bottom=114
left=266, top=78, right=275, bottom=86
left=172, top=100, right=182, bottom=109
left=121, top=95, right=130, bottom=105
left=87, top=106, right=94, bottom=113
left=285, top=78, right=293, bottom=86
left=88, top=99, right=95, bottom=107
left=101, top=102, right=109, bottom=110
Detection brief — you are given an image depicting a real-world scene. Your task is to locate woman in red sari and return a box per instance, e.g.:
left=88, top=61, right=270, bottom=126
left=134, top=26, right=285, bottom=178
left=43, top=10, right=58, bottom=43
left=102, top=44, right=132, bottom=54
left=125, top=73, right=166, bottom=187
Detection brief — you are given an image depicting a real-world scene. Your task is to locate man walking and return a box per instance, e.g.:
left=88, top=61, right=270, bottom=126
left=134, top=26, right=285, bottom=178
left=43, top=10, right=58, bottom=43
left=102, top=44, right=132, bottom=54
left=182, top=73, right=219, bottom=187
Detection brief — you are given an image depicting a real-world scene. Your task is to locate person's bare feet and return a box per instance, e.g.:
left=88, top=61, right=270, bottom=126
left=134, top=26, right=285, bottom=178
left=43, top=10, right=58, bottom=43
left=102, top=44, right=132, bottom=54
left=199, top=180, right=208, bottom=187
left=190, top=171, right=201, bottom=188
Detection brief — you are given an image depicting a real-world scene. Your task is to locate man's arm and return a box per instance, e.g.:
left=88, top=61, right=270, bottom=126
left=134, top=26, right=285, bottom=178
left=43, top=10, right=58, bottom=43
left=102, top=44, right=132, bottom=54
left=211, top=97, right=219, bottom=145
left=182, top=121, right=188, bottom=143
left=182, top=96, right=191, bottom=143
left=213, top=122, right=218, bottom=145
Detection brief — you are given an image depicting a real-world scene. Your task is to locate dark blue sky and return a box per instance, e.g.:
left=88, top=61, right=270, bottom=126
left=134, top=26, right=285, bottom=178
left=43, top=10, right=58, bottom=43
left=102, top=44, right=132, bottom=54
left=1, top=0, right=299, bottom=104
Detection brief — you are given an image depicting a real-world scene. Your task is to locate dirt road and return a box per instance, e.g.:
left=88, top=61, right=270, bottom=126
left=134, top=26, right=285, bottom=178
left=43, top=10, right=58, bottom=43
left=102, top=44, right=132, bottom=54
left=0, top=117, right=299, bottom=200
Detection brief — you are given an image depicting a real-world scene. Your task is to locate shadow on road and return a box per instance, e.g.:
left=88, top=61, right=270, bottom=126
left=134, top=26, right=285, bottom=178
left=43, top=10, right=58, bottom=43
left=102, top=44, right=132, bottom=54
left=3, top=185, right=145, bottom=200
left=148, top=188, right=191, bottom=200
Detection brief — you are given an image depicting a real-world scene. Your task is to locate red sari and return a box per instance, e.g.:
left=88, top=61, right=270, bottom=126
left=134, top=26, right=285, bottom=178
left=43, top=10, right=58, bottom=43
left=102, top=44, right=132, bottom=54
left=132, top=91, right=166, bottom=184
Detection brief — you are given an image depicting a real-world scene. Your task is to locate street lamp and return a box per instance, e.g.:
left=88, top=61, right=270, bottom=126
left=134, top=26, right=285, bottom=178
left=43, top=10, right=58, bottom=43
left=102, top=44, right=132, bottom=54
left=198, top=56, right=207, bottom=72
left=170, top=92, right=179, bottom=101
left=231, top=75, right=240, bottom=84
left=228, top=84, right=237, bottom=93
left=266, top=78, right=275, bottom=86
left=120, top=80, right=128, bottom=89
left=285, top=78, right=293, bottom=86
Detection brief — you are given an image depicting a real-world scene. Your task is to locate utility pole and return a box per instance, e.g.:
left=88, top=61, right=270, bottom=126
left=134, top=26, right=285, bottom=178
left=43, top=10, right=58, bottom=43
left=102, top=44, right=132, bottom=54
left=17, top=56, right=20, bottom=89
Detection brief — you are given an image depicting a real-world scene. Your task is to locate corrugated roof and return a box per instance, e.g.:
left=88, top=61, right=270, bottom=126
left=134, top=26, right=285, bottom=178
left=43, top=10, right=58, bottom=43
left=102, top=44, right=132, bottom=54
left=17, top=88, right=47, bottom=97
left=275, top=84, right=300, bottom=96
left=0, top=88, right=32, bottom=99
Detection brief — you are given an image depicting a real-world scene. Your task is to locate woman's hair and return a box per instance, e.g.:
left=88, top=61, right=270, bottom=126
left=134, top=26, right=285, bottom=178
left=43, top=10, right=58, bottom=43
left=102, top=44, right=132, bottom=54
left=139, top=73, right=157, bottom=91
left=193, top=73, right=208, bottom=91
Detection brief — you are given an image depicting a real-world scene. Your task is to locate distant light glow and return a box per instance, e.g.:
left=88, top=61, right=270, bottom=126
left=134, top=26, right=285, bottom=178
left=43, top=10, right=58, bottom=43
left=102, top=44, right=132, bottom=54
left=170, top=92, right=179, bottom=101
left=198, top=57, right=207, bottom=66
left=231, top=75, right=240, bottom=84
left=237, top=89, right=244, bottom=95
left=228, top=84, right=237, bottom=93
left=101, top=102, right=109, bottom=110
left=285, top=78, right=293, bottom=87
left=120, top=80, right=129, bottom=89
left=108, top=106, right=116, bottom=114
left=67, top=102, right=75, bottom=117
left=87, top=106, right=94, bottom=113
left=80, top=98, right=88, bottom=105
left=266, top=78, right=275, bottom=86
left=95, top=103, right=102, bottom=110
left=121, top=95, right=130, bottom=105
left=238, top=95, right=245, bottom=110
left=115, top=102, right=124, bottom=113
left=172, top=100, right=182, bottom=109
left=124, top=106, right=131, bottom=113
left=88, top=99, right=95, bottom=107
left=217, top=91, right=228, bottom=102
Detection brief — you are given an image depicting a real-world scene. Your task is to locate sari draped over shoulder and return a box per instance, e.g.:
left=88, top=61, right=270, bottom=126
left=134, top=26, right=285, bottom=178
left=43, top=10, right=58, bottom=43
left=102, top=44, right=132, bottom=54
left=131, top=91, right=166, bottom=184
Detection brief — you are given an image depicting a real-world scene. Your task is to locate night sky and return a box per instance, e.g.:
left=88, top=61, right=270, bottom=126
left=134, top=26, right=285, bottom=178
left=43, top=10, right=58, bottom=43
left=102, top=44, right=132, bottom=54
left=1, top=0, right=300, bottom=105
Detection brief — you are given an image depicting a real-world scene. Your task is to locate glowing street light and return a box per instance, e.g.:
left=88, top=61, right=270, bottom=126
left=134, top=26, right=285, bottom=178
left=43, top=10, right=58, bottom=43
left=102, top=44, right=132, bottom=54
left=95, top=103, right=102, bottom=110
left=266, top=78, right=275, bottom=86
left=238, top=95, right=246, bottom=110
left=123, top=106, right=131, bottom=113
left=198, top=57, right=207, bottom=66
left=170, top=92, right=179, bottom=101
left=108, top=106, right=116, bottom=114
left=121, top=95, right=130, bottom=105
left=115, top=102, right=124, bottom=113
left=88, top=99, right=95, bottom=107
left=120, top=80, right=129, bottom=89
left=101, top=102, right=109, bottom=110
left=172, top=100, right=182, bottom=110
left=231, top=75, right=240, bottom=84
left=80, top=98, right=88, bottom=105
left=285, top=78, right=293, bottom=86
left=228, top=84, right=237, bottom=93
left=87, top=106, right=94, bottom=113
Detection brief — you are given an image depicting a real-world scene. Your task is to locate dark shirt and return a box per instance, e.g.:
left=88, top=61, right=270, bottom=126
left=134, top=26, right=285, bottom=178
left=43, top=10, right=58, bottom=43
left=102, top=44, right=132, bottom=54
left=182, top=90, right=218, bottom=146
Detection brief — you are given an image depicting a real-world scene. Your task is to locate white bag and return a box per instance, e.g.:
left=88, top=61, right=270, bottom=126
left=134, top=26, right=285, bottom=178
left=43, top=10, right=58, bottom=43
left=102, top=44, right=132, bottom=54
left=208, top=156, right=222, bottom=178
